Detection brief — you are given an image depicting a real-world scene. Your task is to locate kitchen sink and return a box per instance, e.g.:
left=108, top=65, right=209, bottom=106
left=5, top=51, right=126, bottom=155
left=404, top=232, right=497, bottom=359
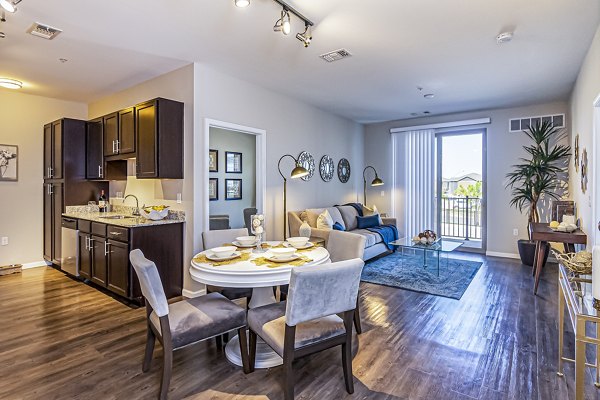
left=99, top=215, right=135, bottom=220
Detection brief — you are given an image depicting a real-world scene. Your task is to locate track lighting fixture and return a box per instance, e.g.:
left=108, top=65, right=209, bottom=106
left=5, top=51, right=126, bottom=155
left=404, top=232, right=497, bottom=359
left=296, top=24, right=311, bottom=47
left=234, top=0, right=249, bottom=8
left=0, top=0, right=15, bottom=13
left=273, top=9, right=291, bottom=35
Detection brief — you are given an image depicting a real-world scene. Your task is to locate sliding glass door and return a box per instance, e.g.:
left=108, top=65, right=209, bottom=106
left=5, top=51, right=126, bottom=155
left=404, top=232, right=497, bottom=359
left=436, top=130, right=486, bottom=251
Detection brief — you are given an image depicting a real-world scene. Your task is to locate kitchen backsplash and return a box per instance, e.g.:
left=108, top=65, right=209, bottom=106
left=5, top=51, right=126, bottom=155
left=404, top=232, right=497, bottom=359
left=65, top=204, right=185, bottom=221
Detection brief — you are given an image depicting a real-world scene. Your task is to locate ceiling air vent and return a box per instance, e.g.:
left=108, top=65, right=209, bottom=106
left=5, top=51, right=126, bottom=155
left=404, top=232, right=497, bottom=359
left=26, top=22, right=62, bottom=40
left=509, top=114, right=565, bottom=132
left=319, top=48, right=352, bottom=63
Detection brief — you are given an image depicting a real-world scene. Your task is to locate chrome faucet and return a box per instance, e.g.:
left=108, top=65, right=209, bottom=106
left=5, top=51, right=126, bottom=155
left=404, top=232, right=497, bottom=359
left=123, top=194, right=140, bottom=216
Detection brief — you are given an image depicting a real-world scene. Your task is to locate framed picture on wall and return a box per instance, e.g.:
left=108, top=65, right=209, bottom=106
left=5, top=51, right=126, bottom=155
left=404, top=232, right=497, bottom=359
left=0, top=144, right=18, bottom=182
left=209, top=178, right=218, bottom=201
left=209, top=149, right=218, bottom=172
left=225, top=179, right=242, bottom=200
left=225, top=151, right=242, bottom=173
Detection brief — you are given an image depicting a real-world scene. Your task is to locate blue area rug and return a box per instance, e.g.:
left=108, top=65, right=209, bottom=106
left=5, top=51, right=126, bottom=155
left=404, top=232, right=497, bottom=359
left=361, top=251, right=482, bottom=299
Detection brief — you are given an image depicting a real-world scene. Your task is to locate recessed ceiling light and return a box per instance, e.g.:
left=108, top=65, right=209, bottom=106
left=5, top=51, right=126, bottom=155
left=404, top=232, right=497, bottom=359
left=0, top=78, right=22, bottom=89
left=0, top=0, right=15, bottom=13
left=0, top=32, right=5, bottom=39
left=496, top=32, right=513, bottom=44
left=424, top=93, right=435, bottom=99
left=234, top=0, right=250, bottom=7
left=59, top=58, right=68, bottom=63
left=423, top=111, right=431, bottom=114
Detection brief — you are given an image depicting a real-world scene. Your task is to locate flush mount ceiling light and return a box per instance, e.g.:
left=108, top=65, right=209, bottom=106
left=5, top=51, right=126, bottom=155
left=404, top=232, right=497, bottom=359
left=424, top=93, right=435, bottom=99
left=0, top=78, right=22, bottom=89
left=296, top=24, right=311, bottom=47
left=234, top=0, right=249, bottom=7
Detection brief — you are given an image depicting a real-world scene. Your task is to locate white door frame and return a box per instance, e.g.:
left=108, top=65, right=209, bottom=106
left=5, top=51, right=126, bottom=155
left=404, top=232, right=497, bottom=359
left=202, top=118, right=267, bottom=234
left=592, top=94, right=600, bottom=245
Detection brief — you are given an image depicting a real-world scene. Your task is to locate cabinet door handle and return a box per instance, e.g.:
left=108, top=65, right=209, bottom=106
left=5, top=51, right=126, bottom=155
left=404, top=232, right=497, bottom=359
left=46, top=167, right=51, bottom=178
left=98, top=165, right=103, bottom=178
left=104, top=241, right=111, bottom=256
left=112, top=140, right=116, bottom=154
left=85, top=236, right=90, bottom=251
left=47, top=184, right=53, bottom=195
left=88, top=237, right=95, bottom=252
left=47, top=167, right=53, bottom=178
left=116, top=139, right=120, bottom=153
left=109, top=231, right=122, bottom=236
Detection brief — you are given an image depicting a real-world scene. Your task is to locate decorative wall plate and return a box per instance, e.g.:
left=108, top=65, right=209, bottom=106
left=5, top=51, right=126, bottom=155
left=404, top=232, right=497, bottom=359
left=574, top=134, right=580, bottom=172
left=337, top=158, right=351, bottom=183
left=298, top=151, right=315, bottom=181
left=581, top=148, right=588, bottom=193
left=319, top=155, right=334, bottom=182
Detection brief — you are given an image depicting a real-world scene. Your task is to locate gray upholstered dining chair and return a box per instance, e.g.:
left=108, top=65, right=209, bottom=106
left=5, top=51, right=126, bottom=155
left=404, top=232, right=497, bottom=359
left=280, top=230, right=366, bottom=333
left=247, top=258, right=364, bottom=400
left=243, top=207, right=257, bottom=232
left=130, top=249, right=250, bottom=400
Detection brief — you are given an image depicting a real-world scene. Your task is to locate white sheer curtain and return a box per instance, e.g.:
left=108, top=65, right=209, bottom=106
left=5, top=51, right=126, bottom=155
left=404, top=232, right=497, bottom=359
left=391, top=129, right=436, bottom=238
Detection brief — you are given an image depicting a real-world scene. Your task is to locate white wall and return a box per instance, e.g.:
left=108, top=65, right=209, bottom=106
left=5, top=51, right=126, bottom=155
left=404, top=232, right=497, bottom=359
left=87, top=64, right=197, bottom=291
left=0, top=91, right=87, bottom=266
left=569, top=25, right=600, bottom=245
left=209, top=127, right=256, bottom=229
left=364, top=101, right=569, bottom=256
left=194, top=63, right=364, bottom=247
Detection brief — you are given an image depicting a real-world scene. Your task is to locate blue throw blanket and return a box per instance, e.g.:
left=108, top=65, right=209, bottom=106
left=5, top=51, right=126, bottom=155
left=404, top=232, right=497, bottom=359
left=367, top=224, right=399, bottom=251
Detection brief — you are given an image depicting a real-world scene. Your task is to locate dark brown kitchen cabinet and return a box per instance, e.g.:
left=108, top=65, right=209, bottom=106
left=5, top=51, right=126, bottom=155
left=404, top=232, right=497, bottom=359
left=119, top=107, right=136, bottom=155
left=103, top=112, right=118, bottom=156
left=42, top=118, right=108, bottom=266
left=78, top=232, right=91, bottom=280
left=86, top=118, right=104, bottom=180
left=91, top=235, right=107, bottom=286
left=107, top=239, right=129, bottom=297
left=135, top=98, right=184, bottom=179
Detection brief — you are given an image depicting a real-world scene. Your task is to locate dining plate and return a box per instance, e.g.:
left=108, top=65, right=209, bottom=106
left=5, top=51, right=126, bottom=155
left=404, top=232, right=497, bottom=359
left=264, top=253, right=301, bottom=263
left=206, top=251, right=242, bottom=262
left=285, top=241, right=314, bottom=250
left=232, top=240, right=258, bottom=248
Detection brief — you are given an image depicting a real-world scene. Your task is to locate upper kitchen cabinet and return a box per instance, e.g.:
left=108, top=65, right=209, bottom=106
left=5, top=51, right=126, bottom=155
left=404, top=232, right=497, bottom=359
left=135, top=98, right=184, bottom=179
left=103, top=112, right=118, bottom=156
left=43, top=120, right=64, bottom=179
left=103, top=108, right=135, bottom=158
left=86, top=118, right=104, bottom=180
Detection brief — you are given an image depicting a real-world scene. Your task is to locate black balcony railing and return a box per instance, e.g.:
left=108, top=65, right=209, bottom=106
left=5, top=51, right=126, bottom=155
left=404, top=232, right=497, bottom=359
left=440, top=196, right=482, bottom=240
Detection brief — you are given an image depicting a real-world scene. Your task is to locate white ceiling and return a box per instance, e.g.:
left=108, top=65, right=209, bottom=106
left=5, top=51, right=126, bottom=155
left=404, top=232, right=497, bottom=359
left=1, top=0, right=599, bottom=123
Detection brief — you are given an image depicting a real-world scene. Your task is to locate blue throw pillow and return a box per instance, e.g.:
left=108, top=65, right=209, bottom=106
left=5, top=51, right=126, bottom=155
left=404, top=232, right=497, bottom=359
left=356, top=215, right=380, bottom=229
left=332, top=222, right=345, bottom=231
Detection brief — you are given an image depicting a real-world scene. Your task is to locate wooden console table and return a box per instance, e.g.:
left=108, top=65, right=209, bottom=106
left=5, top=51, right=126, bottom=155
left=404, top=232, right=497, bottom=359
left=531, top=222, right=587, bottom=294
left=557, top=264, right=600, bottom=399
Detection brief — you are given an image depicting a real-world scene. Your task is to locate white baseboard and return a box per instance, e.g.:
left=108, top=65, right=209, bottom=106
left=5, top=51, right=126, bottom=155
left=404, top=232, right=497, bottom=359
left=485, top=251, right=520, bottom=260
left=182, top=288, right=206, bottom=298
left=22, top=261, right=51, bottom=269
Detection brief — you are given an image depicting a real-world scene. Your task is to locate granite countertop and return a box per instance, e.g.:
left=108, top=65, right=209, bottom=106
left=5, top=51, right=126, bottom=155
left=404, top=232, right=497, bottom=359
left=63, top=205, right=185, bottom=228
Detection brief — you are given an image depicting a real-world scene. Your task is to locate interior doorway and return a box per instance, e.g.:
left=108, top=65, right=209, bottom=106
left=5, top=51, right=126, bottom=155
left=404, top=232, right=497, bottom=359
left=436, top=129, right=487, bottom=252
left=593, top=95, right=600, bottom=246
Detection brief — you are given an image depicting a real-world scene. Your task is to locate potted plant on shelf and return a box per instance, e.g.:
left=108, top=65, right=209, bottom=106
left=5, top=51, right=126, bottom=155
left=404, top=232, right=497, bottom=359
left=505, top=121, right=571, bottom=266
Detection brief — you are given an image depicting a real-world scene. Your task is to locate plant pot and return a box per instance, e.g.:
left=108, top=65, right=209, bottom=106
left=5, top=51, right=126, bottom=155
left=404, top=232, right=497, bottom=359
left=517, top=239, right=549, bottom=266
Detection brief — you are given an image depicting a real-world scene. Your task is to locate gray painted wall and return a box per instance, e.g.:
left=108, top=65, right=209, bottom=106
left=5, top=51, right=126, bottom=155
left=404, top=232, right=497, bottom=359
left=209, top=127, right=256, bottom=229
left=364, top=101, right=569, bottom=256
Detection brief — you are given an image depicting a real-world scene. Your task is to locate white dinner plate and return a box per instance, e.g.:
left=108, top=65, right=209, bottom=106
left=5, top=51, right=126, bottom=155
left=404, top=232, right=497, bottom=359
left=284, top=241, right=314, bottom=250
left=264, top=253, right=301, bottom=263
left=232, top=240, right=259, bottom=248
left=206, top=251, right=242, bottom=262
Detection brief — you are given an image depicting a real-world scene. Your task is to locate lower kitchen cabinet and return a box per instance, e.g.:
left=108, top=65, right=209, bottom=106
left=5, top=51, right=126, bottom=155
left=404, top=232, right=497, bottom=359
left=75, top=219, right=183, bottom=303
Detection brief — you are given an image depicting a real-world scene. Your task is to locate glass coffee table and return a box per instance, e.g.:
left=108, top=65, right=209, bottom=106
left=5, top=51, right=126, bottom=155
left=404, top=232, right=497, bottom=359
left=389, top=237, right=463, bottom=276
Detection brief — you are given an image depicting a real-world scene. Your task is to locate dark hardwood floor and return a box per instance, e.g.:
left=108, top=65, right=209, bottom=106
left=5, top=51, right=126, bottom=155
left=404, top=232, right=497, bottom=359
left=0, top=254, right=594, bottom=399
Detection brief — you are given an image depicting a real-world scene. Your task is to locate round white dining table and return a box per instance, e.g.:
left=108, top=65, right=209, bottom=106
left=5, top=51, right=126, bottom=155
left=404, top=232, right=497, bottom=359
left=190, top=241, right=331, bottom=368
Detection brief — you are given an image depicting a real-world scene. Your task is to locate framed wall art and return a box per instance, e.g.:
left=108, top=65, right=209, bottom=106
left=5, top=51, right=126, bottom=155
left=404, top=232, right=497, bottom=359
left=225, top=178, right=242, bottom=200
left=225, top=151, right=243, bottom=173
left=209, top=178, right=218, bottom=201
left=209, top=149, right=218, bottom=172
left=0, top=144, right=18, bottom=181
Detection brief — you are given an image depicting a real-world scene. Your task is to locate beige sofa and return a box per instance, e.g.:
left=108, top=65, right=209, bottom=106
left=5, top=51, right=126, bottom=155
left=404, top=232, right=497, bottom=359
left=288, top=205, right=397, bottom=261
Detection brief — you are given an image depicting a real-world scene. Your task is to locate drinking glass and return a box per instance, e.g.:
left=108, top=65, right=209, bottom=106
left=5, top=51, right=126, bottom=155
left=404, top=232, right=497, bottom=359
left=87, top=201, right=96, bottom=213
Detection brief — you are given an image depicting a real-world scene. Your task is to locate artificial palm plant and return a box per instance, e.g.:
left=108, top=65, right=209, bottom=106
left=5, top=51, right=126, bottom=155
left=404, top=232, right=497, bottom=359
left=505, top=120, right=571, bottom=241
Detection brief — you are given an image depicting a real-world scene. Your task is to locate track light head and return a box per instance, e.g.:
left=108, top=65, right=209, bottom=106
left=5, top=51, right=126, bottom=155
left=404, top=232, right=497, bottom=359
left=296, top=25, right=312, bottom=47
left=281, top=11, right=291, bottom=35
left=0, top=0, right=15, bottom=13
left=234, top=0, right=250, bottom=7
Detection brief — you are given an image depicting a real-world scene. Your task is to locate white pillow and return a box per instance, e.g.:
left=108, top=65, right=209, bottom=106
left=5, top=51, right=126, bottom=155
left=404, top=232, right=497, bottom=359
left=316, top=209, right=334, bottom=230
left=363, top=204, right=383, bottom=225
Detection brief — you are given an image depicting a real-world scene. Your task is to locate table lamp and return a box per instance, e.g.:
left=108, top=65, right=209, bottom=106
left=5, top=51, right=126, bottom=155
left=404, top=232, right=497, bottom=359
left=278, top=154, right=309, bottom=239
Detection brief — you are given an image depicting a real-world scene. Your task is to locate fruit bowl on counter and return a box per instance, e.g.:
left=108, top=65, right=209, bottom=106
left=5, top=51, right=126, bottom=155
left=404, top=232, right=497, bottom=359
left=140, top=205, right=170, bottom=221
